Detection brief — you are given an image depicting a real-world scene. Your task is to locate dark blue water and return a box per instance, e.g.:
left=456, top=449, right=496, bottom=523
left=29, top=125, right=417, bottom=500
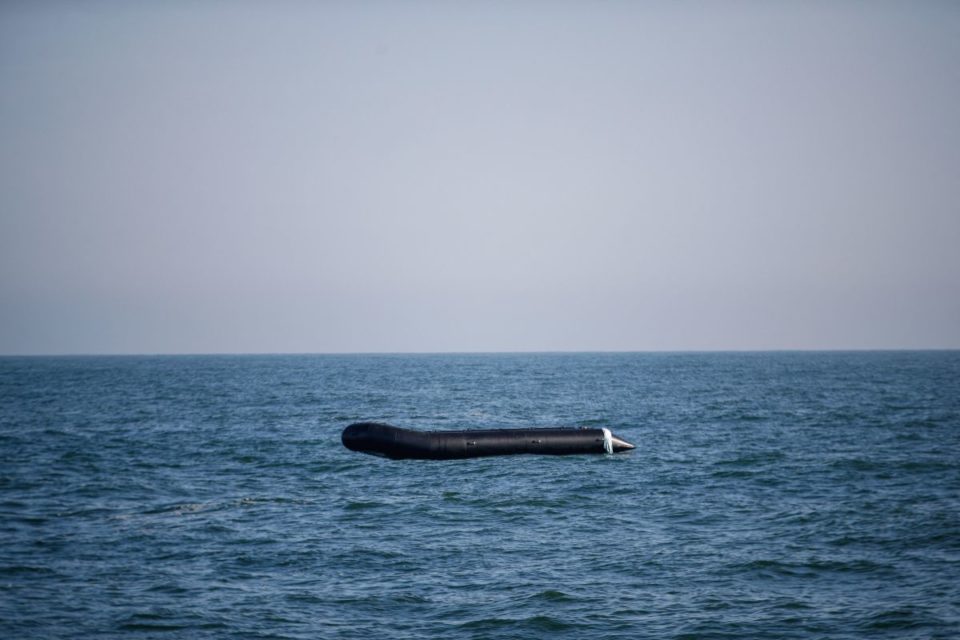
left=2, top=352, right=959, bottom=639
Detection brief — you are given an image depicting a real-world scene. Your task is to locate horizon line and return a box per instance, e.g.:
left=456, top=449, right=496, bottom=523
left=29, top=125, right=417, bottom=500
left=2, top=347, right=959, bottom=358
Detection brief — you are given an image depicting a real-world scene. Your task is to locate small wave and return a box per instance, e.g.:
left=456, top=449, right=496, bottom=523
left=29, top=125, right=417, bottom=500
left=862, top=607, right=934, bottom=631
left=0, top=564, right=58, bottom=576
left=727, top=558, right=893, bottom=578
left=285, top=592, right=324, bottom=605
left=116, top=611, right=214, bottom=633
left=457, top=615, right=575, bottom=632
left=118, top=622, right=188, bottom=632
left=831, top=458, right=884, bottom=472
left=310, top=460, right=370, bottom=473
left=339, top=547, right=410, bottom=562
left=714, top=451, right=787, bottom=467
left=711, top=469, right=758, bottom=479
left=143, top=502, right=213, bottom=517
left=896, top=459, right=954, bottom=472
left=578, top=418, right=611, bottom=427
left=528, top=589, right=575, bottom=603
left=57, top=506, right=117, bottom=519
left=236, top=496, right=313, bottom=507
left=144, top=583, right=190, bottom=595
left=118, top=620, right=229, bottom=633
left=6, top=515, right=47, bottom=526
left=392, top=593, right=430, bottom=604
left=344, top=500, right=386, bottom=511
left=808, top=558, right=893, bottom=574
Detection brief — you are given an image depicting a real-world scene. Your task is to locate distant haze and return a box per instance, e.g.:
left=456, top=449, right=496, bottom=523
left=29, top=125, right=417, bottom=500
left=2, top=2, right=958, bottom=354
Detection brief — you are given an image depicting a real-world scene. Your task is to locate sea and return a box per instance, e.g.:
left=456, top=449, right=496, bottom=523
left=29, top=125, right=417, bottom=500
left=1, top=351, right=959, bottom=639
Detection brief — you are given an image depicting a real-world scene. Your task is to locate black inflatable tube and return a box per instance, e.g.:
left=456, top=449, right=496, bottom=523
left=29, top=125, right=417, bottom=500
left=342, top=422, right=636, bottom=460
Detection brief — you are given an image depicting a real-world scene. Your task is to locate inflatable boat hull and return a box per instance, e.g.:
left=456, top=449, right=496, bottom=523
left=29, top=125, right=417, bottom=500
left=342, top=422, right=635, bottom=460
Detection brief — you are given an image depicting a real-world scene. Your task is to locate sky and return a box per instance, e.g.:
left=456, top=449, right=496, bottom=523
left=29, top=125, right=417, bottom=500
left=1, top=1, right=958, bottom=354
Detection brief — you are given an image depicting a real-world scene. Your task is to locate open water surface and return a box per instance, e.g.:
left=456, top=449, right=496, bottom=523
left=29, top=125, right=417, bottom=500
left=2, top=352, right=959, bottom=639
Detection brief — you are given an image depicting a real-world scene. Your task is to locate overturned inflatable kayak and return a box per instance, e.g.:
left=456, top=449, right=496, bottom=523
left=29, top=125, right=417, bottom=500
left=342, top=422, right=636, bottom=460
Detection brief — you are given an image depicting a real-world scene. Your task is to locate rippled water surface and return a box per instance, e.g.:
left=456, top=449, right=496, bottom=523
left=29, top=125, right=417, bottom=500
left=2, top=352, right=959, bottom=639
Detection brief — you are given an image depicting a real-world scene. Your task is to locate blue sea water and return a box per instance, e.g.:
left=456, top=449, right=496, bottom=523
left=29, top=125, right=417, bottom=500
left=1, top=351, right=959, bottom=639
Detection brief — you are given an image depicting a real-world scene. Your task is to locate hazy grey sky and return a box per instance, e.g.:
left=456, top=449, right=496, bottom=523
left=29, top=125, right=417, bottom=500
left=1, top=2, right=958, bottom=354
